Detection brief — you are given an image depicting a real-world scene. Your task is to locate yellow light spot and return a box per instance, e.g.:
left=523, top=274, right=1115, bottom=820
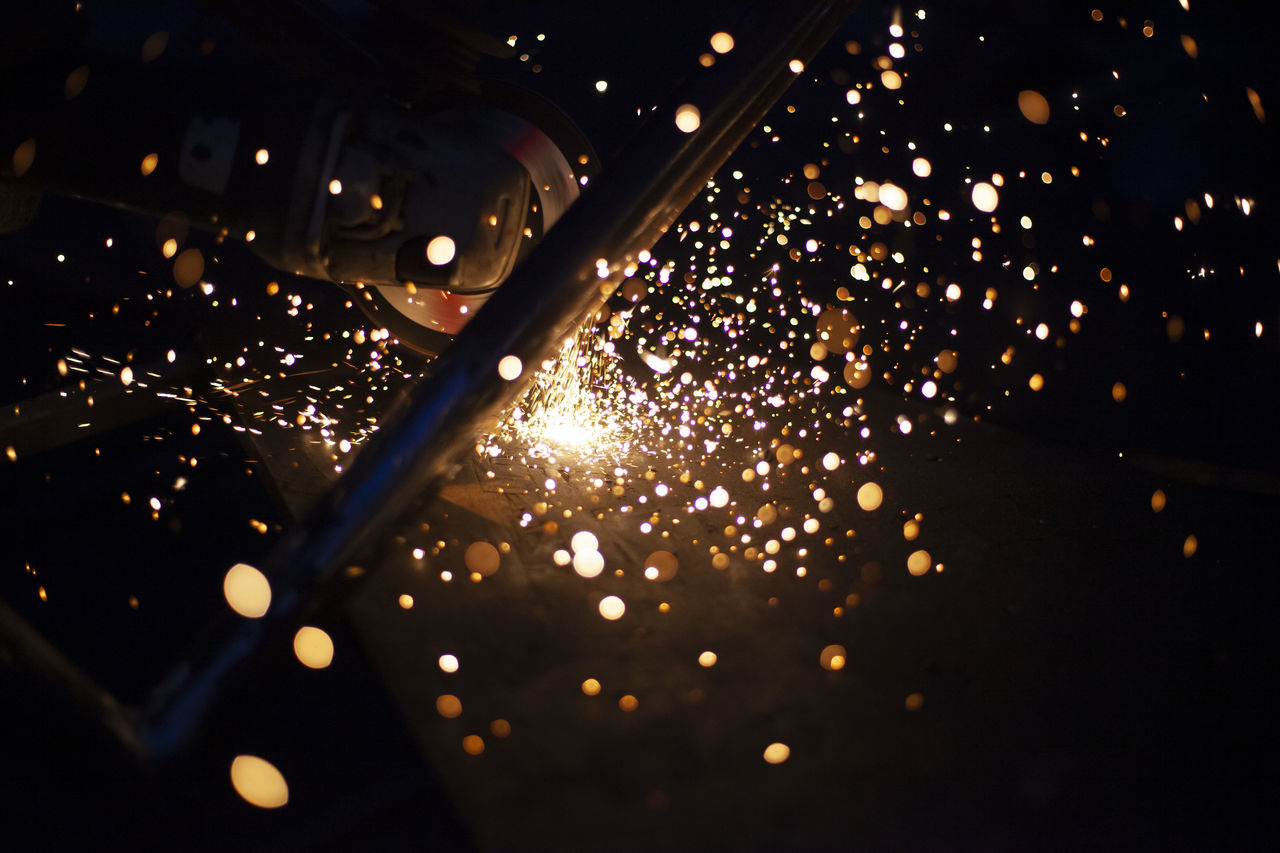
left=436, top=694, right=462, bottom=718
left=644, top=550, right=678, bottom=582
left=1111, top=382, right=1127, bottom=402
left=971, top=182, right=999, bottom=213
left=573, top=549, right=604, bottom=578
left=266, top=281, right=279, bottom=295
left=912, top=157, right=931, bottom=177
left=462, top=735, right=485, bottom=755
left=1246, top=87, right=1266, bottom=123
left=224, top=563, right=271, bottom=618
left=1151, top=490, right=1167, bottom=512
left=581, top=678, right=602, bottom=696
left=292, top=626, right=334, bottom=669
left=1183, top=535, right=1198, bottom=558
left=497, top=355, right=522, bottom=381
left=789, top=59, right=805, bottom=73
left=698, top=651, right=718, bottom=667
left=820, top=644, right=846, bottom=671
left=254, top=148, right=270, bottom=165
left=162, top=238, right=178, bottom=258
left=675, top=104, right=701, bottom=133
left=1017, top=90, right=1050, bottom=124
left=465, top=541, right=500, bottom=576
left=880, top=69, right=902, bottom=89
left=1028, top=373, right=1045, bottom=391
left=599, top=595, right=625, bottom=620
left=856, top=482, right=883, bottom=511
left=140, top=153, right=158, bottom=176
left=903, top=520, right=919, bottom=541
left=618, top=694, right=639, bottom=712
left=426, top=235, right=456, bottom=265
left=491, top=719, right=512, bottom=738
left=878, top=182, right=908, bottom=211
left=907, top=550, right=931, bottom=576
left=328, top=179, right=343, bottom=195
left=763, top=742, right=791, bottom=764
left=594, top=80, right=608, bottom=92
left=438, top=653, right=460, bottom=673
left=1181, top=34, right=1198, bottom=58
left=398, top=593, right=414, bottom=609
left=230, top=755, right=289, bottom=808
left=173, top=247, right=205, bottom=289
left=710, top=32, right=735, bottom=54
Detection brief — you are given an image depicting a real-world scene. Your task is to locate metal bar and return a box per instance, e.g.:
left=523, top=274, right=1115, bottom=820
left=141, top=0, right=858, bottom=756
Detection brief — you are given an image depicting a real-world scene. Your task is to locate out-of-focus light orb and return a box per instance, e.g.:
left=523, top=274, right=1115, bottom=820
left=820, top=644, right=847, bottom=671
left=497, top=355, right=522, bottom=380
left=846, top=89, right=861, bottom=105
left=462, top=735, right=485, bottom=755
left=1183, top=535, right=1198, bottom=558
left=594, top=79, right=608, bottom=92
left=971, top=182, right=999, bottom=213
left=224, top=563, right=271, bottom=618
left=698, top=651, right=718, bottom=667
left=878, top=182, right=908, bottom=211
left=553, top=549, right=572, bottom=566
left=1151, top=490, right=1167, bottom=512
left=254, top=148, right=270, bottom=165
left=880, top=69, right=902, bottom=89
left=822, top=451, right=841, bottom=471
left=582, top=678, right=602, bottom=696
left=907, top=550, right=932, bottom=576
left=599, top=595, right=626, bottom=620
left=1035, top=323, right=1049, bottom=340
left=643, top=550, right=678, bottom=582
left=465, top=541, right=500, bottom=576
left=436, top=694, right=462, bottom=718
left=328, top=179, right=343, bottom=195
left=856, top=482, right=883, bottom=511
left=675, top=104, right=701, bottom=133
left=816, top=307, right=860, bottom=353
left=120, top=365, right=134, bottom=386
left=911, top=156, right=931, bottom=177
left=789, top=59, right=805, bottom=73
left=230, top=755, right=289, bottom=809
left=293, top=626, right=334, bottom=669
left=709, top=486, right=730, bottom=508
left=573, top=549, right=605, bottom=578
left=1029, top=373, right=1045, bottom=391
left=1111, top=382, right=1127, bottom=402
left=710, top=32, right=735, bottom=54
left=438, top=653, right=460, bottom=673
left=763, top=742, right=791, bottom=764
left=571, top=530, right=599, bottom=554
left=1018, top=89, right=1051, bottom=124
left=426, top=235, right=456, bottom=265
left=140, top=153, right=158, bottom=176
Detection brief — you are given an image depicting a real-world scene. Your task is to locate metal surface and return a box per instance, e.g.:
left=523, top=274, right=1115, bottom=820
left=140, top=0, right=860, bottom=756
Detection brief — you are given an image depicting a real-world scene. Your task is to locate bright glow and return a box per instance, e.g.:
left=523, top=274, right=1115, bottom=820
left=426, top=235, right=456, bottom=265
left=224, top=563, right=271, bottom=618
left=230, top=756, right=288, bottom=808
left=573, top=549, right=605, bottom=578
left=595, top=80, right=608, bottom=92
left=599, top=595, right=626, bottom=620
left=709, top=486, right=730, bottom=508
left=293, top=626, right=334, bottom=669
left=710, top=32, right=735, bottom=54
left=140, top=153, right=158, bottom=176
left=328, top=179, right=342, bottom=195
left=699, top=651, right=718, bottom=667
left=438, top=653, right=460, bottom=673
left=971, top=182, right=999, bottom=213
left=763, top=742, right=791, bottom=764
left=254, top=148, right=269, bottom=165
left=856, top=482, right=883, bottom=511
left=571, top=531, right=599, bottom=553
left=675, top=104, right=701, bottom=133
left=878, top=182, right=908, bottom=211
left=497, top=355, right=522, bottom=380
left=1017, top=90, right=1051, bottom=124
left=788, top=59, right=805, bottom=73
left=912, top=157, right=931, bottom=177
left=907, top=550, right=932, bottom=576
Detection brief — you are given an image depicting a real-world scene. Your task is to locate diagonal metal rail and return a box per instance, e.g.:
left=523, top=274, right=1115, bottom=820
left=141, top=0, right=859, bottom=757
